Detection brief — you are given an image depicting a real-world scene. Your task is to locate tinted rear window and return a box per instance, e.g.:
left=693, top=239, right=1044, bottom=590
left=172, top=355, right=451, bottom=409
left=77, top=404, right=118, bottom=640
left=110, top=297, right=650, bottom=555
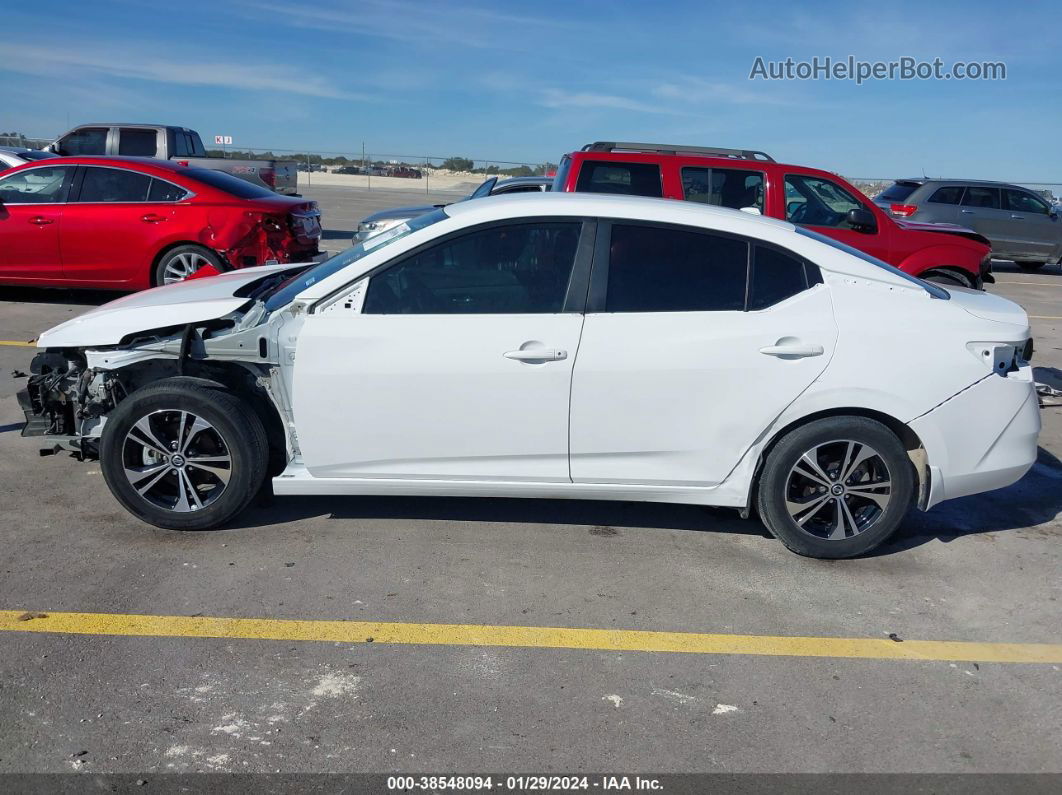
left=605, top=224, right=748, bottom=312
left=749, top=246, right=809, bottom=310
left=928, top=186, right=965, bottom=204
left=182, top=168, right=274, bottom=199
left=118, top=128, right=158, bottom=157
left=877, top=182, right=920, bottom=202
left=576, top=160, right=662, bottom=198
left=76, top=167, right=152, bottom=202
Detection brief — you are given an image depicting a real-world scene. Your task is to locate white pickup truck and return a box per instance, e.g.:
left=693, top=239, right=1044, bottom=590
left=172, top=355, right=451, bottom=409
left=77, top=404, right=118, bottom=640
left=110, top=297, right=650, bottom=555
left=46, top=123, right=299, bottom=195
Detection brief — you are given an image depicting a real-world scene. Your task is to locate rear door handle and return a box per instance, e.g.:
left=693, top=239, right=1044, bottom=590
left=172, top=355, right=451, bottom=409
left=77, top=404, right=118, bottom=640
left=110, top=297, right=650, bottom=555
left=960, top=209, right=975, bottom=214
left=1010, top=214, right=1025, bottom=220
left=28, top=216, right=54, bottom=226
left=759, top=343, right=824, bottom=358
left=504, top=348, right=567, bottom=362
left=141, top=214, right=166, bottom=223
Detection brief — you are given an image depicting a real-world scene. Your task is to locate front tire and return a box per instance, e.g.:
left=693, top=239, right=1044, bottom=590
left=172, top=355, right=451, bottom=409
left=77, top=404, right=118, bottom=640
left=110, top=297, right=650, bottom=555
left=100, top=380, right=267, bottom=530
left=756, top=417, right=915, bottom=558
left=921, top=268, right=975, bottom=289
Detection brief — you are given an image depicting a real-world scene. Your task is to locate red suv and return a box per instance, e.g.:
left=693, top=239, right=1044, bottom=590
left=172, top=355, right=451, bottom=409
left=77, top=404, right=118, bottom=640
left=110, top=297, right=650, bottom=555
left=554, top=142, right=992, bottom=288
left=0, top=157, right=322, bottom=290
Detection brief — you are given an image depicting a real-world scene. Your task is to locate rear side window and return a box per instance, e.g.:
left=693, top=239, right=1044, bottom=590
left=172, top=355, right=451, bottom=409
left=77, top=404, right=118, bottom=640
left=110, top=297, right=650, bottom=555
left=173, top=132, right=190, bottom=157
left=877, top=182, right=920, bottom=203
left=59, top=127, right=108, bottom=155
left=575, top=160, right=662, bottom=198
left=118, top=128, right=158, bottom=157
left=1004, top=189, right=1050, bottom=215
left=748, top=246, right=811, bottom=310
left=605, top=224, right=748, bottom=313
left=148, top=178, right=188, bottom=202
left=928, top=186, right=965, bottom=204
left=961, top=187, right=1000, bottom=209
left=76, top=167, right=152, bottom=202
left=682, top=167, right=764, bottom=211
left=364, top=222, right=581, bottom=314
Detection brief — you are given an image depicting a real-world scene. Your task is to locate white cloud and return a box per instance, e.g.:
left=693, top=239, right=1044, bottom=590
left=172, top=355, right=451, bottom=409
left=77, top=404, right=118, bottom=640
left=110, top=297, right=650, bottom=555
left=235, top=0, right=568, bottom=51
left=537, top=89, right=685, bottom=116
left=0, top=41, right=367, bottom=100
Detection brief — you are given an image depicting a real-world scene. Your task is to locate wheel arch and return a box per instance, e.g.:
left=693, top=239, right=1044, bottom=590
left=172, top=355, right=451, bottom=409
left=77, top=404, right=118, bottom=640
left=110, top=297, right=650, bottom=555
left=744, top=405, right=926, bottom=518
left=149, top=241, right=229, bottom=287
left=108, top=359, right=287, bottom=475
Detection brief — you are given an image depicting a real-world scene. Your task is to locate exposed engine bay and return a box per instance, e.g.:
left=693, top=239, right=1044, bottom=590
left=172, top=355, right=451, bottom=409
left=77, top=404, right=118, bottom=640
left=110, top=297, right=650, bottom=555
left=17, top=266, right=309, bottom=462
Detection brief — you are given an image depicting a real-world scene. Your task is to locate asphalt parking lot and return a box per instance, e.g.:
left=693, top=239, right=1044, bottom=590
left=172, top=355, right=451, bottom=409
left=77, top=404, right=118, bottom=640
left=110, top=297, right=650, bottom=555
left=0, top=186, right=1060, bottom=776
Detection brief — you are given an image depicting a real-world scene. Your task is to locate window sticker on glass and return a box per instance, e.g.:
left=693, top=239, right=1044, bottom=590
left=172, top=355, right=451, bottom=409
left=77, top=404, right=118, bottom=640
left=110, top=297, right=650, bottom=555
left=362, top=222, right=411, bottom=250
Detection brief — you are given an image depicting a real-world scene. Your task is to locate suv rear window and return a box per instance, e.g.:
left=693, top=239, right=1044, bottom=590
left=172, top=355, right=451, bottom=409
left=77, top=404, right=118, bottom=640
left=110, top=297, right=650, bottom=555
left=877, top=182, right=920, bottom=203
left=575, top=160, right=662, bottom=198
left=682, top=167, right=764, bottom=211
left=928, top=186, right=965, bottom=204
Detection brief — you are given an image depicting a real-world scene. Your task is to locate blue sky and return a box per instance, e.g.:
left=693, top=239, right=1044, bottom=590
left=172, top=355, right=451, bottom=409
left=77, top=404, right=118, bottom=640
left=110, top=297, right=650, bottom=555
left=2, top=0, right=1060, bottom=182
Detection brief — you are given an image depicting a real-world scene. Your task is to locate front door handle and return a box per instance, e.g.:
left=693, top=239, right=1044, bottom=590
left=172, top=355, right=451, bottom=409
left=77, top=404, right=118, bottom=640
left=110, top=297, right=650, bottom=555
left=504, top=348, right=567, bottom=362
left=141, top=213, right=166, bottom=223
left=960, top=209, right=975, bottom=214
left=759, top=343, right=824, bottom=358
left=1010, top=214, right=1025, bottom=220
left=28, top=216, right=54, bottom=226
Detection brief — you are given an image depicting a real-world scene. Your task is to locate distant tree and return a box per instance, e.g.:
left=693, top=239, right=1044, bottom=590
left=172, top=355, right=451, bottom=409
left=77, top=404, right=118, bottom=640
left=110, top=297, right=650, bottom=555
left=442, top=156, right=474, bottom=172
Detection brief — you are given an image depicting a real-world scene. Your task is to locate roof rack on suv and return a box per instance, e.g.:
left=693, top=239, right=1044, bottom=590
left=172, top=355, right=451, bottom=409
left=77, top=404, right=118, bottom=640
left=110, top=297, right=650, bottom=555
left=582, top=141, right=775, bottom=162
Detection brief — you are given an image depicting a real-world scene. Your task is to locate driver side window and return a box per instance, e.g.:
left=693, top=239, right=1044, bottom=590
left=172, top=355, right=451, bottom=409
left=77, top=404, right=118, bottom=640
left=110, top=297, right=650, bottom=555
left=0, top=166, right=72, bottom=204
left=785, top=174, right=866, bottom=229
left=363, top=222, right=582, bottom=314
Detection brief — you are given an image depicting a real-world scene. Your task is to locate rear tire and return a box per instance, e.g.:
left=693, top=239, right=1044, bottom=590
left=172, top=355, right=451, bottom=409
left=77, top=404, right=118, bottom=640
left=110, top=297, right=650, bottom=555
left=921, top=268, right=975, bottom=289
left=100, top=379, right=267, bottom=530
left=1016, top=262, right=1047, bottom=271
left=154, top=245, right=225, bottom=286
left=756, top=417, right=915, bottom=559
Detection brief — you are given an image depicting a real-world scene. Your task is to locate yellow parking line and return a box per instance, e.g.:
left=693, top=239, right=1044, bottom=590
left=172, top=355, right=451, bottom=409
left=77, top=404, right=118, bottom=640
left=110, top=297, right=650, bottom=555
left=0, top=340, right=36, bottom=347
left=2, top=610, right=1060, bottom=664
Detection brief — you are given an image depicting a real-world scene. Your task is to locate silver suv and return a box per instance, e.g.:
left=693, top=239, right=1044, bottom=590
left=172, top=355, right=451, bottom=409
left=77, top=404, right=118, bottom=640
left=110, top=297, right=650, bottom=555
left=874, top=179, right=1061, bottom=271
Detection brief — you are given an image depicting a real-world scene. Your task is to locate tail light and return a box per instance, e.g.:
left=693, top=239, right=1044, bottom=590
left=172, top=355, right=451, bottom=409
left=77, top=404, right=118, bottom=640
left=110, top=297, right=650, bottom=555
left=260, top=167, right=276, bottom=189
left=889, top=203, right=918, bottom=217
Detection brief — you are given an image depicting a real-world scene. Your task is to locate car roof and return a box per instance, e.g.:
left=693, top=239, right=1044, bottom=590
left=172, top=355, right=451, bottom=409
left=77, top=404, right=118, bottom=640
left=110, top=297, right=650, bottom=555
left=894, top=177, right=1032, bottom=189
left=444, top=190, right=795, bottom=231
left=495, top=176, right=552, bottom=187
left=11, top=156, right=189, bottom=174
left=66, top=123, right=196, bottom=131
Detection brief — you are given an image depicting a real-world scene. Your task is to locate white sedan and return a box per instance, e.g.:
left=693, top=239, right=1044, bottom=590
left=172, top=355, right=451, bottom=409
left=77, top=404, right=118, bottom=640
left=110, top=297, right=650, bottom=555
left=20, top=193, right=1040, bottom=558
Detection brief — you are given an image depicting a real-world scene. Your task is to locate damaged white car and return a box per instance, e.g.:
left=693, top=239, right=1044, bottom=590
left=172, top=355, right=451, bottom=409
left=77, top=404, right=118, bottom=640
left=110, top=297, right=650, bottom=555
left=19, top=193, right=1041, bottom=558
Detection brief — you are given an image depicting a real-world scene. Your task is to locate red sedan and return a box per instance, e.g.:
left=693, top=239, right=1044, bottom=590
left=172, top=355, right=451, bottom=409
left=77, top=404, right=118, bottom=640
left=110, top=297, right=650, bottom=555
left=0, top=157, right=322, bottom=289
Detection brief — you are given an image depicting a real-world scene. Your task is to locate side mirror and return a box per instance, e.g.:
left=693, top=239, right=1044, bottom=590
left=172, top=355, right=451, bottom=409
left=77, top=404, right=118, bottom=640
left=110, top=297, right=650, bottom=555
left=847, top=207, right=877, bottom=233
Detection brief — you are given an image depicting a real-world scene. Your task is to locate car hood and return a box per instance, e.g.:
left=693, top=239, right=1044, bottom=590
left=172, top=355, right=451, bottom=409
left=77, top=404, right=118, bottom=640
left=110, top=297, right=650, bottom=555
left=362, top=204, right=446, bottom=223
left=946, top=285, right=1030, bottom=331
left=893, top=219, right=990, bottom=247
left=36, top=263, right=303, bottom=349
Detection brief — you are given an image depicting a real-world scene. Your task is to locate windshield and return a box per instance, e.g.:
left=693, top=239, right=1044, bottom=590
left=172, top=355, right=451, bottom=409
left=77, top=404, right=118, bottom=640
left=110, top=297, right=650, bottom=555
left=796, top=227, right=949, bottom=300
left=264, top=208, right=449, bottom=311
left=21, top=150, right=59, bottom=161
left=183, top=168, right=276, bottom=199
